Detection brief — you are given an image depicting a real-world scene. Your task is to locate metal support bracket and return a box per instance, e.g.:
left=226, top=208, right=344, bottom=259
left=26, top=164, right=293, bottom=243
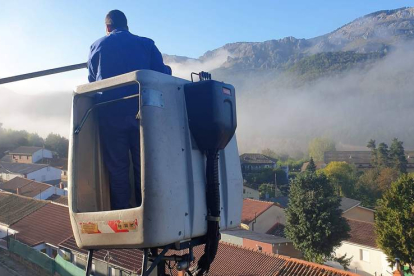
left=141, top=244, right=171, bottom=276
left=74, top=94, right=139, bottom=134
left=85, top=249, right=94, bottom=276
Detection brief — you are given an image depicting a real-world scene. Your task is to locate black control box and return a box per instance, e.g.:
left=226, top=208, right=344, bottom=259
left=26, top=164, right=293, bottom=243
left=184, top=80, right=237, bottom=151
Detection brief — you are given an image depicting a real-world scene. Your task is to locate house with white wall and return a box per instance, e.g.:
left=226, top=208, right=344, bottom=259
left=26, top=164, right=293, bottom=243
left=6, top=146, right=53, bottom=164
left=0, top=177, right=67, bottom=200
left=329, top=219, right=392, bottom=276
left=243, top=185, right=260, bottom=200
left=0, top=162, right=61, bottom=183
left=340, top=197, right=375, bottom=223
left=241, top=198, right=286, bottom=233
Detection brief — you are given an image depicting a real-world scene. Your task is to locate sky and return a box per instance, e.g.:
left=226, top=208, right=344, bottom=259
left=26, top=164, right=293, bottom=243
left=0, top=0, right=413, bottom=95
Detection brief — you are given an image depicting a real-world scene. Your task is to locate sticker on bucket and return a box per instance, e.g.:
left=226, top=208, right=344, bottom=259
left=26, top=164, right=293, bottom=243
left=80, top=222, right=100, bottom=234
left=80, top=219, right=138, bottom=234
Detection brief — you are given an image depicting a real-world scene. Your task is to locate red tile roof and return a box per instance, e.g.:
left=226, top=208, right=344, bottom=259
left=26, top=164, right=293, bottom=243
left=0, top=177, right=51, bottom=198
left=347, top=219, right=377, bottom=248
left=59, top=236, right=143, bottom=274
left=11, top=203, right=72, bottom=246
left=242, top=198, right=275, bottom=224
left=46, top=194, right=68, bottom=205
left=0, top=192, right=47, bottom=226
left=168, top=242, right=357, bottom=276
left=60, top=236, right=356, bottom=276
left=266, top=222, right=286, bottom=236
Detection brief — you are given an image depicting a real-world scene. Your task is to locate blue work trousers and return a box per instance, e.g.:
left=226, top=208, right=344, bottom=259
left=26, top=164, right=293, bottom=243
left=99, top=115, right=141, bottom=210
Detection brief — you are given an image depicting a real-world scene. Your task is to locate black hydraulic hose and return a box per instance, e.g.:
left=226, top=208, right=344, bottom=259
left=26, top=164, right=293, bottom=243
left=191, top=150, right=220, bottom=275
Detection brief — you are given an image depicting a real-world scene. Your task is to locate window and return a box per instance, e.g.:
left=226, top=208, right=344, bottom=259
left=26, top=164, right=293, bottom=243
left=243, top=189, right=246, bottom=194
left=52, top=249, right=57, bottom=258
left=360, top=249, right=370, bottom=262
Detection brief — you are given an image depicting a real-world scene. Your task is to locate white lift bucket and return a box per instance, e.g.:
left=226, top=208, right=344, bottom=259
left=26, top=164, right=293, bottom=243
left=68, top=70, right=243, bottom=249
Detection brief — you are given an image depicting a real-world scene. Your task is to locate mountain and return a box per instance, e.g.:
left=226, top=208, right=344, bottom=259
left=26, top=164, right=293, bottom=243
left=165, top=7, right=414, bottom=72
left=166, top=7, right=414, bottom=155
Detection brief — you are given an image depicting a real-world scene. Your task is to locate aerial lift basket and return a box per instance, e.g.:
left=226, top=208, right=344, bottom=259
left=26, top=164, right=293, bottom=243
left=68, top=70, right=243, bottom=251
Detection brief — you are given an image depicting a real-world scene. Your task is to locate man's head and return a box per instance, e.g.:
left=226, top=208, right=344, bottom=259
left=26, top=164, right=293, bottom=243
left=105, top=10, right=128, bottom=34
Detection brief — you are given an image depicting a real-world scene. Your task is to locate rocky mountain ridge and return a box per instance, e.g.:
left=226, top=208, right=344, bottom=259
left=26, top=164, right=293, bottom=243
left=164, top=7, right=414, bottom=71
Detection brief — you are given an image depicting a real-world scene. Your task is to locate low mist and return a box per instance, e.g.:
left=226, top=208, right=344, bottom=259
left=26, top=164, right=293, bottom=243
left=1, top=44, right=414, bottom=157
left=232, top=43, right=414, bottom=155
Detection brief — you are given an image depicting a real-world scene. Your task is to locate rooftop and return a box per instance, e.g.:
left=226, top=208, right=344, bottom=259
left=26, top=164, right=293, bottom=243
left=271, top=196, right=289, bottom=209
left=46, top=194, right=68, bottom=205
left=0, top=177, right=52, bottom=197
left=301, top=161, right=326, bottom=171
left=36, top=157, right=68, bottom=170
left=59, top=236, right=143, bottom=274
left=9, top=146, right=44, bottom=155
left=347, top=219, right=377, bottom=248
left=324, top=151, right=414, bottom=165
left=242, top=198, right=275, bottom=224
left=0, top=162, right=48, bottom=174
left=340, top=197, right=361, bottom=213
left=61, top=236, right=356, bottom=276
left=0, top=192, right=47, bottom=226
left=240, top=153, right=277, bottom=164
left=11, top=203, right=72, bottom=246
left=0, top=155, right=12, bottom=162
left=266, top=222, right=286, bottom=237
left=222, top=228, right=290, bottom=244
left=169, top=242, right=357, bottom=276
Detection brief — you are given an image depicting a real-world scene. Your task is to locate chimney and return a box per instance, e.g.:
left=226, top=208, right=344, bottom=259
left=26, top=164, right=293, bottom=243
left=59, top=182, right=64, bottom=190
left=16, top=188, right=20, bottom=195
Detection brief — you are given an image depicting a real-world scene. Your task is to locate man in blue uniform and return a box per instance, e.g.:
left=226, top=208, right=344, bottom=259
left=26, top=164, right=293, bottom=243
left=88, top=10, right=171, bottom=210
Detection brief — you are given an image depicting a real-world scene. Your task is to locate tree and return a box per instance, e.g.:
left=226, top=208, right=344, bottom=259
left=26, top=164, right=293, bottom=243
left=389, top=138, right=407, bottom=174
left=376, top=143, right=389, bottom=168
left=27, top=133, right=44, bottom=147
left=44, top=133, right=69, bottom=158
left=306, top=157, right=317, bottom=172
left=377, top=167, right=400, bottom=192
left=354, top=169, right=381, bottom=207
left=259, top=183, right=276, bottom=199
left=308, top=137, right=336, bottom=162
left=261, top=148, right=279, bottom=159
left=285, top=172, right=350, bottom=265
left=367, top=139, right=377, bottom=167
left=376, top=175, right=414, bottom=270
left=321, top=161, right=357, bottom=197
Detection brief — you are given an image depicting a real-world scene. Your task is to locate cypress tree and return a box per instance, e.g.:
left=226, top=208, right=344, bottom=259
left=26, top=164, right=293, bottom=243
left=389, top=138, right=407, bottom=174
left=376, top=143, right=389, bottom=168
left=367, top=139, right=377, bottom=167
left=306, top=157, right=317, bottom=172
left=286, top=172, right=350, bottom=265
left=376, top=175, right=414, bottom=269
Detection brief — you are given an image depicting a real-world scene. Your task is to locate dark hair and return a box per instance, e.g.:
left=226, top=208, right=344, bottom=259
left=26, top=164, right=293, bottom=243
left=105, top=10, right=128, bottom=29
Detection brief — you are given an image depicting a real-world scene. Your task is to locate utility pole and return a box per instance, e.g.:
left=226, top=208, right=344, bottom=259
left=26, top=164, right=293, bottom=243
left=274, top=172, right=277, bottom=198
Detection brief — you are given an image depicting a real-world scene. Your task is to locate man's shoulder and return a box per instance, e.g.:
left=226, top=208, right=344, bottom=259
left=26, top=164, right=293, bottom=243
left=132, top=34, right=155, bottom=46
left=90, top=35, right=110, bottom=51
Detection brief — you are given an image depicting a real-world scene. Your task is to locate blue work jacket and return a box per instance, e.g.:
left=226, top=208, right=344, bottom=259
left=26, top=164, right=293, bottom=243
left=88, top=29, right=171, bottom=118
